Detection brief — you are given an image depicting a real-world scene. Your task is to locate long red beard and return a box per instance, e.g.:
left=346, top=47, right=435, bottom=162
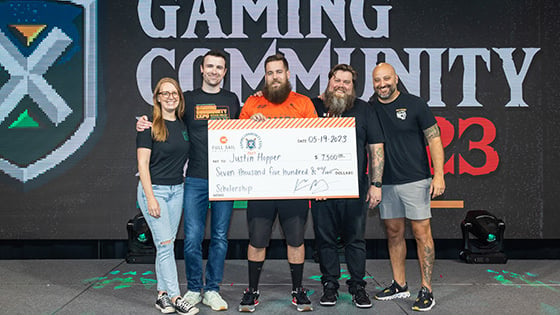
left=263, top=80, right=292, bottom=104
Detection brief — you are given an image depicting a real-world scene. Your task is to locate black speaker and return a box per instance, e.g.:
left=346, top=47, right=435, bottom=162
left=459, top=210, right=507, bottom=264
left=126, top=213, right=156, bottom=264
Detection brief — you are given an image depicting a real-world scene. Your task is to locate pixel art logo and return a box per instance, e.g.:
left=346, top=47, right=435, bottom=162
left=0, top=0, right=97, bottom=183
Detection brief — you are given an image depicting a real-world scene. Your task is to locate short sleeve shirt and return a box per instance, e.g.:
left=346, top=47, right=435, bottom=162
left=240, top=91, right=317, bottom=119
left=183, top=88, right=240, bottom=179
left=136, top=119, right=190, bottom=185
left=370, top=93, right=437, bottom=185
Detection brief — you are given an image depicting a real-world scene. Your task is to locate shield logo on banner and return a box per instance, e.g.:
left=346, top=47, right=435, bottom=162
left=0, top=0, right=97, bottom=183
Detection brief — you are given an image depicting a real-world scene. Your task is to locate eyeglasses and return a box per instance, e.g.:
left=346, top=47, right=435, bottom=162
left=158, top=91, right=179, bottom=98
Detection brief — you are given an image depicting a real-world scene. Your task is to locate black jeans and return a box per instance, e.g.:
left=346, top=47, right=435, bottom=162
left=311, top=195, right=368, bottom=291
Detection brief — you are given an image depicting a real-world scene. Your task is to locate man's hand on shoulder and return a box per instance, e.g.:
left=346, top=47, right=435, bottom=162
left=250, top=113, right=267, bottom=121
left=136, top=115, right=152, bottom=132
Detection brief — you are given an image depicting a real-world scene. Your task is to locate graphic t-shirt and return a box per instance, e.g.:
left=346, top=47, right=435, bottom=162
left=183, top=88, right=240, bottom=179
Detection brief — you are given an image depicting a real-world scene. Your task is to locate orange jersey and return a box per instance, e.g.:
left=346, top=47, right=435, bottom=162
left=239, top=91, right=318, bottom=119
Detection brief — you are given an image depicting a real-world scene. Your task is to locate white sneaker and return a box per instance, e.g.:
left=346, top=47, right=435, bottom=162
left=203, top=290, right=228, bottom=311
left=183, top=291, right=202, bottom=306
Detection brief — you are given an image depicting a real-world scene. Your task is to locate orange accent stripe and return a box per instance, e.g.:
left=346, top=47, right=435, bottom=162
left=431, top=200, right=464, bottom=208
left=208, top=118, right=355, bottom=130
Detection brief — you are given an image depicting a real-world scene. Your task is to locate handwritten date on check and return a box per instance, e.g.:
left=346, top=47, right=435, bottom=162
left=207, top=117, right=359, bottom=200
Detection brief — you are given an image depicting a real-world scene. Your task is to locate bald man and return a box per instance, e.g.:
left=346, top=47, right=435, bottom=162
left=369, top=63, right=445, bottom=312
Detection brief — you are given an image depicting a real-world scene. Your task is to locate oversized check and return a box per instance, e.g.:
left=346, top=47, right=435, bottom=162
left=208, top=117, right=358, bottom=200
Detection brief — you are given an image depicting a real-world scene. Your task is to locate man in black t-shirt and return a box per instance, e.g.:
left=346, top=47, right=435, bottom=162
left=137, top=51, right=240, bottom=311
left=369, top=63, right=445, bottom=312
left=180, top=51, right=240, bottom=311
left=183, top=52, right=240, bottom=310
left=311, top=64, right=384, bottom=309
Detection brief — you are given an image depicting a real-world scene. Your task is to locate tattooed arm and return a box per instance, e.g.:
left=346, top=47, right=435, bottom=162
left=366, top=143, right=384, bottom=209
left=423, top=123, right=445, bottom=198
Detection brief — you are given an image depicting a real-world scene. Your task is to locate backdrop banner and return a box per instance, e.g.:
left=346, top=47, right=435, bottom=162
left=0, top=0, right=557, bottom=240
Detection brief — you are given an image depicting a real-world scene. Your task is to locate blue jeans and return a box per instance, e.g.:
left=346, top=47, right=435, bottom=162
left=137, top=182, right=184, bottom=298
left=183, top=177, right=233, bottom=292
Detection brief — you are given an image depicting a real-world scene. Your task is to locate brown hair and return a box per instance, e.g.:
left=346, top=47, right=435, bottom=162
left=264, top=53, right=289, bottom=71
left=151, top=77, right=185, bottom=142
left=328, top=64, right=357, bottom=86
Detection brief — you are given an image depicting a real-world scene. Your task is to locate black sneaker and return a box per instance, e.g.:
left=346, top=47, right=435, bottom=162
left=319, top=282, right=338, bottom=306
left=239, top=288, right=260, bottom=312
left=412, top=287, right=435, bottom=312
left=173, top=297, right=199, bottom=315
left=155, top=293, right=175, bottom=314
left=352, top=286, right=372, bottom=308
left=291, top=287, right=313, bottom=312
left=374, top=280, right=411, bottom=300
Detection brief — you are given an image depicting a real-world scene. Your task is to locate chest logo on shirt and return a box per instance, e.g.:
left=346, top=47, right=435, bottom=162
left=195, top=105, right=229, bottom=120
left=396, top=108, right=407, bottom=120
left=182, top=130, right=189, bottom=141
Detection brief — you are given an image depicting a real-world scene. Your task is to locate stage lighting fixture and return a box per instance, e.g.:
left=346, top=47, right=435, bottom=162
left=126, top=213, right=155, bottom=264
left=459, top=210, right=507, bottom=264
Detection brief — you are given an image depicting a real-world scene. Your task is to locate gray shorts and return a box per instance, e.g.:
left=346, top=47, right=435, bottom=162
left=379, top=178, right=432, bottom=220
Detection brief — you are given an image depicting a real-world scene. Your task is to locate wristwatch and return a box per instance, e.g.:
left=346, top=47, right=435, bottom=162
left=371, top=181, right=382, bottom=188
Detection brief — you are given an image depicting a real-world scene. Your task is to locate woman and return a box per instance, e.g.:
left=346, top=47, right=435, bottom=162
left=137, top=77, right=198, bottom=315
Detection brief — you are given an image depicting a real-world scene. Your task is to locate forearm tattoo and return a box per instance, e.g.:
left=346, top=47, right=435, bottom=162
left=371, top=145, right=384, bottom=182
left=423, top=123, right=441, bottom=142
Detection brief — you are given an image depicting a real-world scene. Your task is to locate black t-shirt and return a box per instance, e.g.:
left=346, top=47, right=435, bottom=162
left=136, top=119, right=190, bottom=185
left=183, top=88, right=240, bottom=179
left=370, top=93, right=437, bottom=185
left=312, top=97, right=385, bottom=190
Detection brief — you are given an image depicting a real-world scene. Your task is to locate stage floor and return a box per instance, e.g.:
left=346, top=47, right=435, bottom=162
left=1, top=259, right=559, bottom=314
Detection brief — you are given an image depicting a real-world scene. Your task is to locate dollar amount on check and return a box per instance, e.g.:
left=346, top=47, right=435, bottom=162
left=207, top=117, right=358, bottom=200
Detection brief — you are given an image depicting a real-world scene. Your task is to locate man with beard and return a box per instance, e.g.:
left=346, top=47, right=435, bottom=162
left=238, top=53, right=317, bottom=312
left=370, top=63, right=445, bottom=312
left=137, top=50, right=240, bottom=312
left=310, top=64, right=385, bottom=309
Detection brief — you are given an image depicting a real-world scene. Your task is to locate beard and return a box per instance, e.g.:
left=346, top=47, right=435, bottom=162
left=375, top=84, right=396, bottom=100
left=263, top=80, right=292, bottom=104
left=324, top=88, right=356, bottom=116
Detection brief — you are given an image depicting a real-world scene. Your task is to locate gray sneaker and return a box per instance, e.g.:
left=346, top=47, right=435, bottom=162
left=183, top=290, right=202, bottom=305
left=203, top=290, right=228, bottom=311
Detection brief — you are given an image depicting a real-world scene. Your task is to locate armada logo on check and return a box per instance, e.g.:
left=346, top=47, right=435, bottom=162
left=0, top=0, right=98, bottom=184
left=240, top=132, right=262, bottom=152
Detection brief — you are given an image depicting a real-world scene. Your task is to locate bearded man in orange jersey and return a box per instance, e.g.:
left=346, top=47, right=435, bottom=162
left=238, top=53, right=317, bottom=313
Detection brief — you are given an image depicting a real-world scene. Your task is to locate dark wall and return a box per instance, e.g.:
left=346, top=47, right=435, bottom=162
left=0, top=0, right=558, bottom=240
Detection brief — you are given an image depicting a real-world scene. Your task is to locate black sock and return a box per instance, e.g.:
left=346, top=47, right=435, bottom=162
left=289, top=263, right=304, bottom=291
left=248, top=260, right=264, bottom=291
